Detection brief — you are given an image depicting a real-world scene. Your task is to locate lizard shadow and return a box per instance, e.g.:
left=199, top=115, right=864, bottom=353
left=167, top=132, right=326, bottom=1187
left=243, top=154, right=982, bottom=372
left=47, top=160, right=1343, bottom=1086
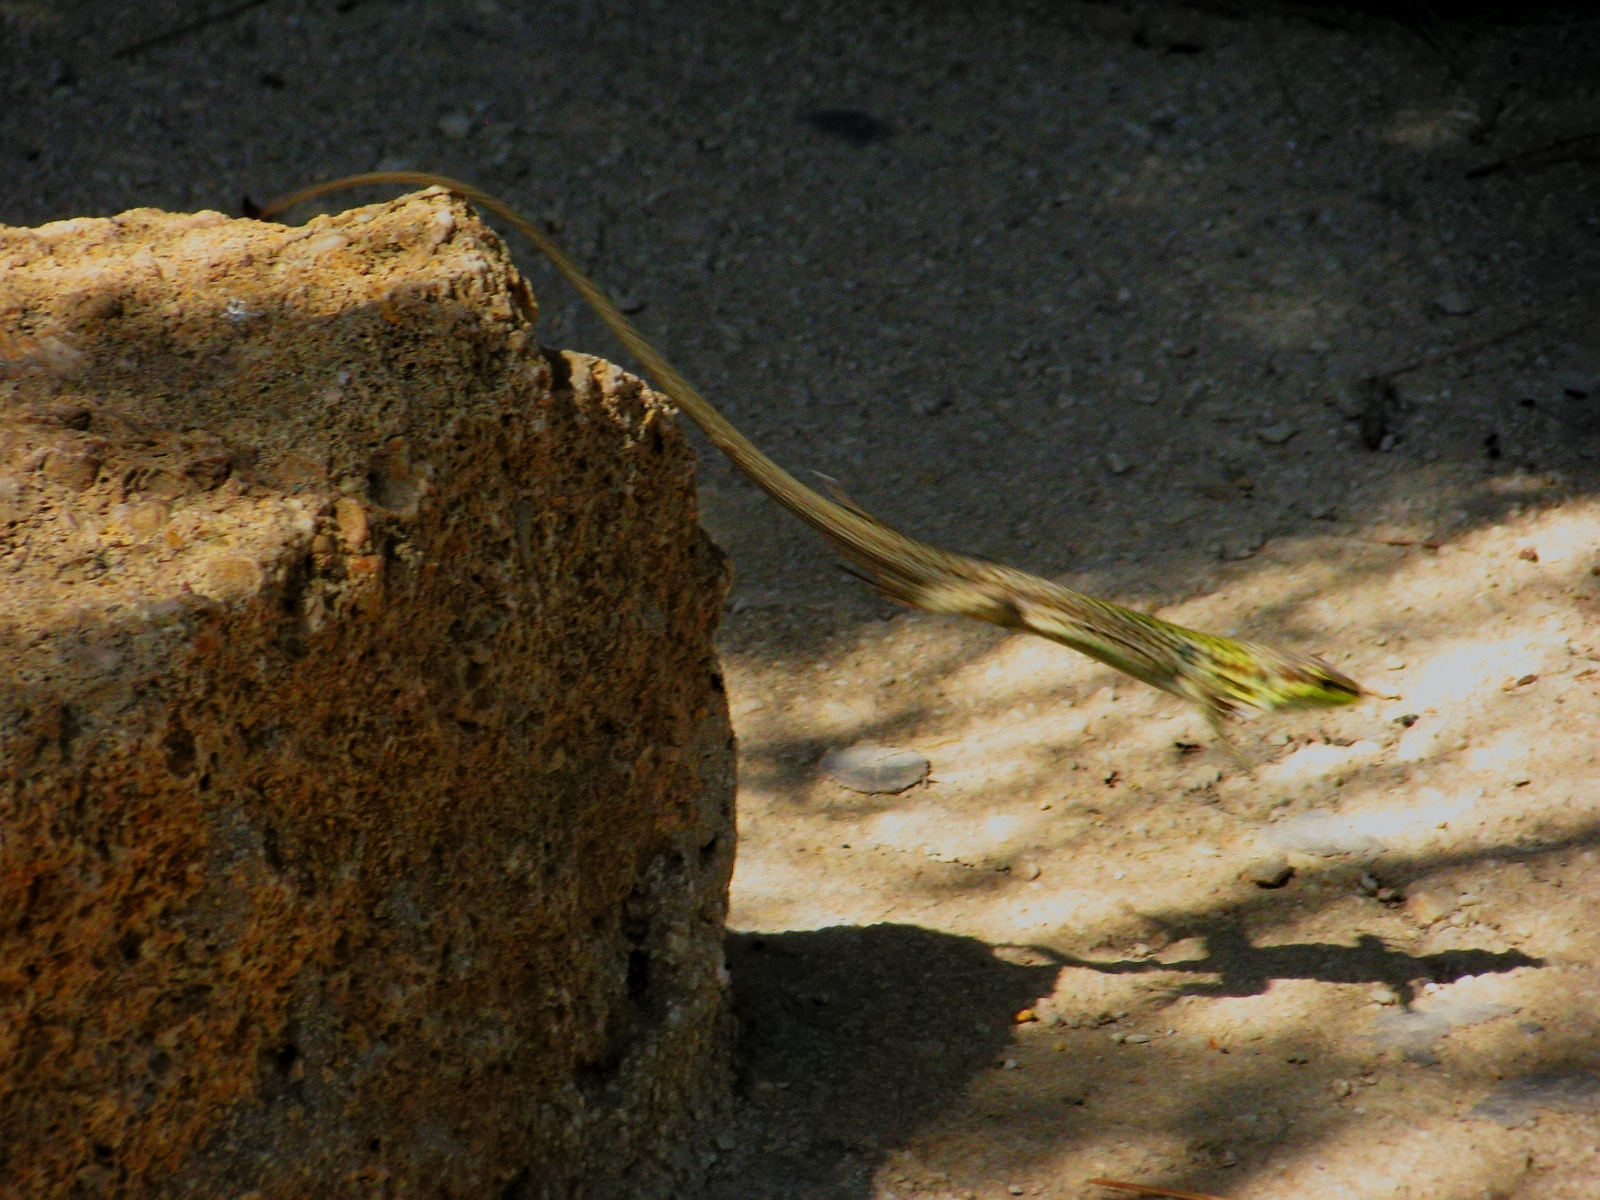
left=1045, top=922, right=1542, bottom=1007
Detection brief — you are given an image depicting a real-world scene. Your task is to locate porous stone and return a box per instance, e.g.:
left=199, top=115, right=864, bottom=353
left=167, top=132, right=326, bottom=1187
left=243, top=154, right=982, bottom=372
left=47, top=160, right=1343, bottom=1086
left=0, top=193, right=735, bottom=1198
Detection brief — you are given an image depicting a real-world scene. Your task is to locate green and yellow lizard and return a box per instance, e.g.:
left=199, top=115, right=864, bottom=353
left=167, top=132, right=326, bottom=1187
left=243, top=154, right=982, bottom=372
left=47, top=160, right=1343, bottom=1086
left=257, top=172, right=1364, bottom=756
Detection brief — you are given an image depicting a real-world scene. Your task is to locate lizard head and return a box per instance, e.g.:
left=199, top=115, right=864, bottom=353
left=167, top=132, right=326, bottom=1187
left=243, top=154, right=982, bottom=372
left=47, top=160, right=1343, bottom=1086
left=1182, top=631, right=1366, bottom=717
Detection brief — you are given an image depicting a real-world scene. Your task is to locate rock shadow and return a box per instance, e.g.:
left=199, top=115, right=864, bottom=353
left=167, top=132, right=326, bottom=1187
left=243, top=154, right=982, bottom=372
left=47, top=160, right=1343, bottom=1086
left=706, top=923, right=1057, bottom=1200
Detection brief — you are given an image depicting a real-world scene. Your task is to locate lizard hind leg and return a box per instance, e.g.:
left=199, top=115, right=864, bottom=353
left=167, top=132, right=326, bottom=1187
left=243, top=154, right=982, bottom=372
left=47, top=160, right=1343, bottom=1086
left=1176, top=673, right=1254, bottom=773
left=1203, top=704, right=1255, bottom=772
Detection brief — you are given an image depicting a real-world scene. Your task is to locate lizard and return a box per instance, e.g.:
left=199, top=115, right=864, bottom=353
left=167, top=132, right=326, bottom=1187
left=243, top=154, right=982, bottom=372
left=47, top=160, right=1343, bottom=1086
left=254, top=171, right=1365, bottom=758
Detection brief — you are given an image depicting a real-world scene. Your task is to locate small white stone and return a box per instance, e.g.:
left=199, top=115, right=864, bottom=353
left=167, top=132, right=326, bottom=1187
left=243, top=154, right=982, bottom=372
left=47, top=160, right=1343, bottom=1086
left=1257, top=422, right=1298, bottom=445
left=437, top=111, right=475, bottom=140
left=820, top=743, right=929, bottom=794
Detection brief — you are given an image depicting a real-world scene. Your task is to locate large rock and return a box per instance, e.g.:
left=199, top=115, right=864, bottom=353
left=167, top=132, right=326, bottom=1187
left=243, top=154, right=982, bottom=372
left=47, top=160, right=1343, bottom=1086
left=0, top=192, right=736, bottom=1198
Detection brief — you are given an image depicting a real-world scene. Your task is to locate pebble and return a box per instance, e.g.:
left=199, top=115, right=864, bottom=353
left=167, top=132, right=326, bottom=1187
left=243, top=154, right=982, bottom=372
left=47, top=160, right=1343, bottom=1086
left=1405, top=884, right=1457, bottom=925
left=1122, top=1033, right=1152, bottom=1045
left=1003, top=1058, right=1019, bottom=1070
left=1435, top=290, right=1476, bottom=316
left=1257, top=421, right=1298, bottom=445
left=1332, top=1079, right=1353, bottom=1097
left=1370, top=984, right=1400, bottom=1006
left=1106, top=451, right=1134, bottom=475
left=820, top=743, right=929, bottom=793
left=1243, top=852, right=1293, bottom=888
left=715, top=1132, right=737, bottom=1151
left=436, top=111, right=475, bottom=139
left=1383, top=655, right=1406, bottom=671
left=1009, top=1187, right=1025, bottom=1196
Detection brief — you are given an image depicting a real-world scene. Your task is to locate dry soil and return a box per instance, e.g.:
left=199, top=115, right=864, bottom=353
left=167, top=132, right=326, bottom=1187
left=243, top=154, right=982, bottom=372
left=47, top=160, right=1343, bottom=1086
left=5, top=2, right=1600, bottom=1198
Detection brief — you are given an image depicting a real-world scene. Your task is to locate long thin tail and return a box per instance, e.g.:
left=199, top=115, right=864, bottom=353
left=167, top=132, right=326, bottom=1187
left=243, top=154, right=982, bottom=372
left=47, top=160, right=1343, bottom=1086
left=255, top=173, right=1364, bottom=731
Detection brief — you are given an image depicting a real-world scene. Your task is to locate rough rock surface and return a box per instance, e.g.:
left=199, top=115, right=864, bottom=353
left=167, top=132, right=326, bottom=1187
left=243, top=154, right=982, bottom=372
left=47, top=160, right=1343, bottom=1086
left=0, top=192, right=735, bottom=1199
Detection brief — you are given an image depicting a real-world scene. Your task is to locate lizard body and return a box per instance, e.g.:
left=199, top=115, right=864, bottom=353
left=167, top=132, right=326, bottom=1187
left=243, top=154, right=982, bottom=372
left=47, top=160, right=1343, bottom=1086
left=256, top=172, right=1364, bottom=752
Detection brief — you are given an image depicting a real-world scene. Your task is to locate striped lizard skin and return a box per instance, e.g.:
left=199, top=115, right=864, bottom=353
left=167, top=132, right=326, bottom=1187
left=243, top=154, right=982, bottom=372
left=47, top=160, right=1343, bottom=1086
left=256, top=172, right=1365, bottom=756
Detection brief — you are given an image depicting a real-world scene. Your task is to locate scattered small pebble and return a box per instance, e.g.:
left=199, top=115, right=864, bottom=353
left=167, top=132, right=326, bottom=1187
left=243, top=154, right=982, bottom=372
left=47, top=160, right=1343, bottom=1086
left=820, top=743, right=929, bottom=793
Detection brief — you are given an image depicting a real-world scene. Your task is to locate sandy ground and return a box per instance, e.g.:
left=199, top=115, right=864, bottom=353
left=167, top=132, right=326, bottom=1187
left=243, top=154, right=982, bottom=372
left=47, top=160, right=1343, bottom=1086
left=6, top=1, right=1600, bottom=1197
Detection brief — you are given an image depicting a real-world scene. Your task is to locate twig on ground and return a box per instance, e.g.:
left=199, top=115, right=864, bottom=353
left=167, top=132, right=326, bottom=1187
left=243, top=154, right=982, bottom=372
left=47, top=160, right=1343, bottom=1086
left=1355, top=319, right=1543, bottom=451
left=1376, top=538, right=1441, bottom=550
left=1383, top=319, right=1543, bottom=381
left=1088, top=1179, right=1230, bottom=1200
left=1468, top=130, right=1600, bottom=179
left=113, top=0, right=275, bottom=59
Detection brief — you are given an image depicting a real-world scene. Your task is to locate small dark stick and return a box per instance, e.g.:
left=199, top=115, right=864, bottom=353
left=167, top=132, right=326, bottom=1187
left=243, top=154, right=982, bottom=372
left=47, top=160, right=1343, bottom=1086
left=1088, top=1179, right=1231, bottom=1200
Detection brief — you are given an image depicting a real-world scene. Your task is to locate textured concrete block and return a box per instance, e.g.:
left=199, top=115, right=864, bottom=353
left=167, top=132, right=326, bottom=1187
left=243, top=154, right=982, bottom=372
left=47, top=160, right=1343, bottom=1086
left=0, top=192, right=735, bottom=1198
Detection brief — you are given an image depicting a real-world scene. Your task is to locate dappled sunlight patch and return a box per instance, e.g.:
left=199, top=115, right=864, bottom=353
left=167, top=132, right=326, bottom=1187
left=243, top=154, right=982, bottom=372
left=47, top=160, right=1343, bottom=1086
left=1382, top=95, right=1483, bottom=149
left=1256, top=739, right=1383, bottom=786
left=1342, top=786, right=1486, bottom=846
left=1223, top=294, right=1341, bottom=352
left=1398, top=634, right=1564, bottom=716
